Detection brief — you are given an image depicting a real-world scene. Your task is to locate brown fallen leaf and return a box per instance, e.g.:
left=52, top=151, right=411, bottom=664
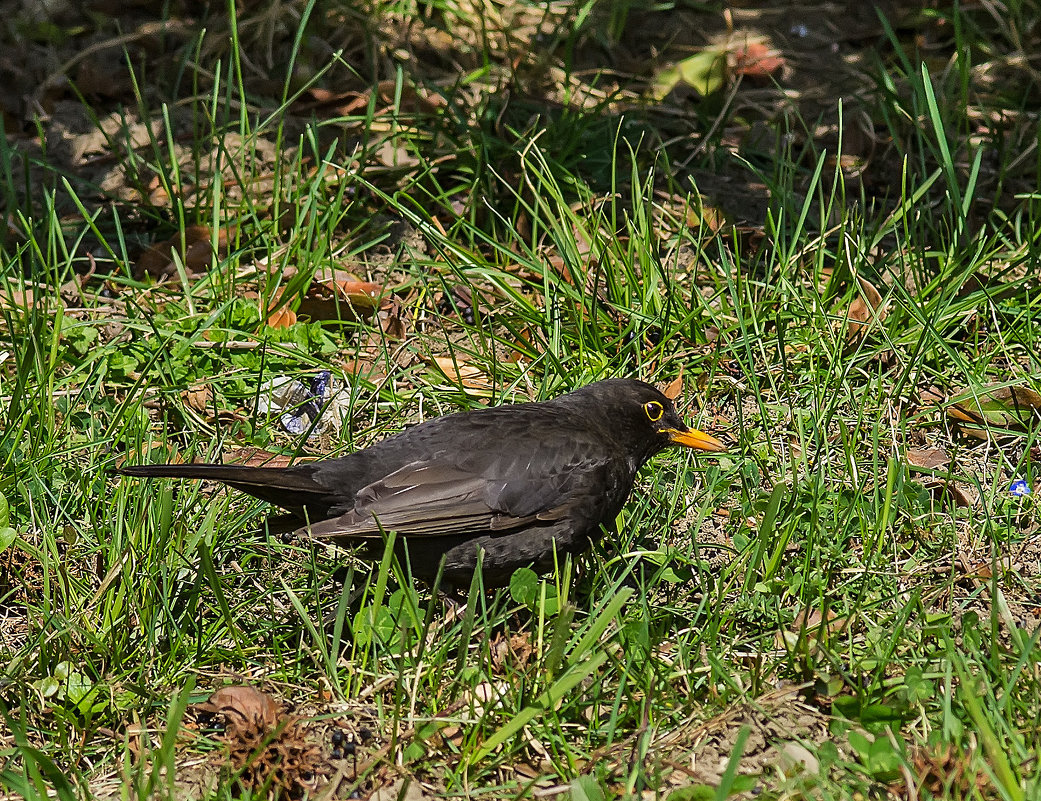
left=341, top=358, right=387, bottom=383
left=428, top=355, right=492, bottom=392
left=195, top=685, right=282, bottom=731
left=906, top=447, right=950, bottom=470
left=135, top=225, right=229, bottom=282
left=182, top=383, right=213, bottom=414
left=266, top=305, right=297, bottom=328
left=490, top=631, right=534, bottom=674
left=919, top=386, right=946, bottom=406
left=662, top=372, right=684, bottom=401
left=776, top=606, right=848, bottom=651
left=923, top=479, right=975, bottom=509
left=295, top=87, right=372, bottom=116
left=191, top=685, right=328, bottom=796
left=376, top=296, right=407, bottom=340
left=296, top=269, right=384, bottom=322
left=847, top=276, right=885, bottom=339
left=959, top=554, right=1017, bottom=580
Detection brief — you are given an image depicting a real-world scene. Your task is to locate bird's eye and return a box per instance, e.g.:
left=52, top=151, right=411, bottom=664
left=643, top=401, right=664, bottom=422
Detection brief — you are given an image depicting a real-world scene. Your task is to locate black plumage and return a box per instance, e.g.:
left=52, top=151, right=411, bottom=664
left=117, top=378, right=725, bottom=588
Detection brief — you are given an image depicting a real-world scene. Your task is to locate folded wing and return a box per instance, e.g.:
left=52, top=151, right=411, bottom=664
left=301, top=447, right=611, bottom=541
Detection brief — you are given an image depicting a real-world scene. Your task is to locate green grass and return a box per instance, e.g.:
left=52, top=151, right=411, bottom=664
left=2, top=0, right=1041, bottom=798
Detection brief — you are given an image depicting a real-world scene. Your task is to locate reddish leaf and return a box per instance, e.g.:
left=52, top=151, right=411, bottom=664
left=732, top=41, right=786, bottom=80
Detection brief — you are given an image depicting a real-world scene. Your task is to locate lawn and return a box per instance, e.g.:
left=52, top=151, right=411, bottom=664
left=1, top=0, right=1040, bottom=798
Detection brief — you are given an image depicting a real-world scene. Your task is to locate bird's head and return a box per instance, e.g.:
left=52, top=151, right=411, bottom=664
left=563, top=379, right=727, bottom=463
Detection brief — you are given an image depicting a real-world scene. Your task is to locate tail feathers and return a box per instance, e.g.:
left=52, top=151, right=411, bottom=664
left=117, top=463, right=322, bottom=494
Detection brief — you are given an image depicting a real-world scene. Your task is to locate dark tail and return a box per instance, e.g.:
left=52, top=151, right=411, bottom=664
left=116, top=463, right=328, bottom=513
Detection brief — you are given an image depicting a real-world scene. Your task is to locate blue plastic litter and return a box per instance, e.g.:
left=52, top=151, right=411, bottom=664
left=281, top=370, right=331, bottom=436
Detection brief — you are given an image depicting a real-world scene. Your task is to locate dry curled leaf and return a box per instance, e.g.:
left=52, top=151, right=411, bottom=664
left=847, top=276, right=885, bottom=339
left=134, top=224, right=228, bottom=282
left=776, top=606, right=848, bottom=651
left=196, top=685, right=282, bottom=731
left=923, top=479, right=975, bottom=509
left=376, top=296, right=407, bottom=340
left=192, top=685, right=328, bottom=797
left=266, top=305, right=297, bottom=329
left=898, top=742, right=993, bottom=799
left=182, top=383, right=213, bottom=414
left=490, top=631, right=534, bottom=674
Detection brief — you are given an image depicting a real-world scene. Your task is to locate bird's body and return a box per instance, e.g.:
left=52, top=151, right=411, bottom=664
left=118, top=379, right=724, bottom=588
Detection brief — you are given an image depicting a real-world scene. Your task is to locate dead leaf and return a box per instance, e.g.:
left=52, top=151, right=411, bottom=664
left=375, top=140, right=420, bottom=168
left=341, top=358, right=387, bottom=383
left=731, top=41, right=786, bottom=80
left=296, top=87, right=371, bottom=116
left=182, top=383, right=213, bottom=414
left=491, top=631, right=534, bottom=674
left=436, top=285, right=477, bottom=324
left=376, top=79, right=446, bottom=113
left=959, top=554, right=1017, bottom=580
left=776, top=606, right=848, bottom=651
left=906, top=447, right=949, bottom=470
left=295, top=268, right=384, bottom=322
left=191, top=684, right=328, bottom=797
left=135, top=225, right=229, bottom=282
left=462, top=681, right=508, bottom=716
left=266, top=305, right=297, bottom=328
left=923, top=479, right=975, bottom=509
left=948, top=384, right=1041, bottom=433
left=662, top=372, right=684, bottom=401
left=195, top=685, right=282, bottom=731
left=376, top=296, right=407, bottom=340
left=124, top=721, right=150, bottom=762
left=847, top=276, right=885, bottom=339
left=919, top=386, right=945, bottom=406
left=429, top=355, right=492, bottom=392
left=686, top=202, right=726, bottom=234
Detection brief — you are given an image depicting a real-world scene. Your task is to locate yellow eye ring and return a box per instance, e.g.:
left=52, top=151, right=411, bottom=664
left=644, top=401, right=664, bottom=422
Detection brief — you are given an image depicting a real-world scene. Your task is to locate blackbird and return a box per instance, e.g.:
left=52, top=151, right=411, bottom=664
left=117, top=378, right=725, bottom=588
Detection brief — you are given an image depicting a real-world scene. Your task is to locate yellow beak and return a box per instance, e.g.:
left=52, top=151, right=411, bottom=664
left=666, top=427, right=727, bottom=452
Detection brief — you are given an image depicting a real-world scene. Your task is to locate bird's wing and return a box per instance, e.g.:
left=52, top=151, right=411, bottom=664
left=300, top=446, right=612, bottom=541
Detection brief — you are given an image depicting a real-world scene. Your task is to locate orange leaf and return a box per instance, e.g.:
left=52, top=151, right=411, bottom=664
left=266, top=306, right=297, bottom=328
left=732, top=41, right=785, bottom=80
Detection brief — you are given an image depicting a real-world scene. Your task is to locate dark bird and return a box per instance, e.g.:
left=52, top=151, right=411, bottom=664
left=117, top=379, right=725, bottom=589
